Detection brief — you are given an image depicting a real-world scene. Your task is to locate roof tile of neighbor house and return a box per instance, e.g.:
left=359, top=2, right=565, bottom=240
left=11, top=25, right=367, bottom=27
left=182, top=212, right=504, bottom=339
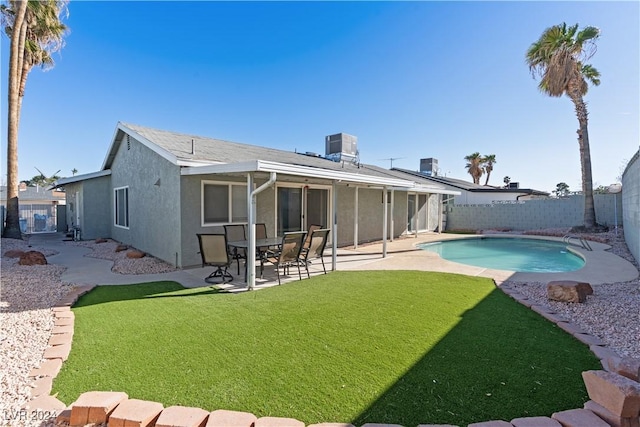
left=116, top=122, right=446, bottom=186
left=392, top=167, right=549, bottom=196
left=0, top=185, right=66, bottom=203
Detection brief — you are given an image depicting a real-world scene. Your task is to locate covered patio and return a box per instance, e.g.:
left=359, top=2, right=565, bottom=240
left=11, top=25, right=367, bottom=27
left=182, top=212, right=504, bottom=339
left=182, top=159, right=460, bottom=289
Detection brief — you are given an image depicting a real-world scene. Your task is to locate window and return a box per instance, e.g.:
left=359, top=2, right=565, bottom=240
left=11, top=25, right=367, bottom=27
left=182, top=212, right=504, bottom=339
left=202, top=181, right=247, bottom=225
left=114, top=187, right=129, bottom=228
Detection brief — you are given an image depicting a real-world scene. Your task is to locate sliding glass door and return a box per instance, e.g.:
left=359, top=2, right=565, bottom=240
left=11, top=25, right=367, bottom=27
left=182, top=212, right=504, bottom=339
left=277, top=186, right=329, bottom=235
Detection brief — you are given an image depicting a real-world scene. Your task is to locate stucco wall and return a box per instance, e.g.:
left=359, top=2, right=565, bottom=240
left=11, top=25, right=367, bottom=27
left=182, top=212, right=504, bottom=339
left=179, top=174, right=275, bottom=268
left=109, top=136, right=182, bottom=266
left=622, top=150, right=639, bottom=264
left=446, top=194, right=622, bottom=231
left=64, top=177, right=111, bottom=240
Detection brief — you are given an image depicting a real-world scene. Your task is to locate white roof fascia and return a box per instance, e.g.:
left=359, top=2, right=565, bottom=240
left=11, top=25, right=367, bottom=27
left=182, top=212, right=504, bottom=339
left=51, top=170, right=112, bottom=187
left=101, top=122, right=179, bottom=170
left=176, top=159, right=225, bottom=167
left=406, top=185, right=461, bottom=195
left=182, top=160, right=415, bottom=187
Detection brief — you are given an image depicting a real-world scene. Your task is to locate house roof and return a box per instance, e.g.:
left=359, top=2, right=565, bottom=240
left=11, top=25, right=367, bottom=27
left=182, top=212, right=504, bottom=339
left=392, top=168, right=550, bottom=196
left=52, top=170, right=112, bottom=188
left=101, top=122, right=460, bottom=194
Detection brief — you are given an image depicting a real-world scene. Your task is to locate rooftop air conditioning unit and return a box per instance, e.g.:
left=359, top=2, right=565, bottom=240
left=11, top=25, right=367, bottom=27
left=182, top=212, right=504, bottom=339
left=508, top=182, right=520, bottom=189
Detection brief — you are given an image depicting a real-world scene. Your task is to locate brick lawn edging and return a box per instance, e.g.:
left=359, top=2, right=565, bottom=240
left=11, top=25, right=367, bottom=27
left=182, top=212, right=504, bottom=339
left=23, top=284, right=640, bottom=427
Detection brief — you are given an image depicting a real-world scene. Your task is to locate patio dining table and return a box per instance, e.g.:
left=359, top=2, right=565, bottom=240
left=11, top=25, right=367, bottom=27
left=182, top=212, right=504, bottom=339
left=227, top=237, right=283, bottom=281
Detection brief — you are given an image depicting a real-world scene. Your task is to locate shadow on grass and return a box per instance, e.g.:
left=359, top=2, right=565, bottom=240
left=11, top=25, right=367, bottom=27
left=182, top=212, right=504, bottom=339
left=73, top=281, right=228, bottom=307
left=351, top=288, right=601, bottom=426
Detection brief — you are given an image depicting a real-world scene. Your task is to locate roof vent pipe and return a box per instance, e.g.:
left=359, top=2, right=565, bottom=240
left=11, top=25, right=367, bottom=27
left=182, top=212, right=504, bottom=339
left=191, top=139, right=195, bottom=155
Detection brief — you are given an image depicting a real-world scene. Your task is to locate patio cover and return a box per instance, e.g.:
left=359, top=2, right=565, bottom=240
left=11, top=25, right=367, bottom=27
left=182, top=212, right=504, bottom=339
left=182, top=160, right=459, bottom=289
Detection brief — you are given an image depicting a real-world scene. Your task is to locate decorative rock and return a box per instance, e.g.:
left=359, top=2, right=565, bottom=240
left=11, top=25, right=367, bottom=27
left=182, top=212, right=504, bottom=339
left=582, top=370, right=640, bottom=417
left=155, top=405, right=210, bottom=427
left=416, top=424, right=459, bottom=427
left=547, top=280, right=592, bottom=303
left=308, top=424, right=356, bottom=427
left=43, top=342, right=72, bottom=361
left=24, top=394, right=66, bottom=412
left=30, top=376, right=53, bottom=397
left=18, top=250, right=47, bottom=265
left=361, top=425, right=405, bottom=427
left=49, top=333, right=73, bottom=346
left=28, top=358, right=63, bottom=378
left=206, top=409, right=257, bottom=427
left=551, top=408, right=610, bottom=426
left=127, top=250, right=146, bottom=259
left=574, top=333, right=606, bottom=346
left=584, top=400, right=640, bottom=427
left=95, top=238, right=108, bottom=243
left=108, top=398, right=164, bottom=427
left=255, top=416, right=306, bottom=427
left=468, top=421, right=512, bottom=427
left=606, top=357, right=640, bottom=382
left=54, top=317, right=74, bottom=326
left=116, top=244, right=129, bottom=252
left=56, top=408, right=72, bottom=425
left=511, top=416, right=561, bottom=426
left=69, top=391, right=128, bottom=425
left=3, top=249, right=25, bottom=258
left=556, top=321, right=587, bottom=335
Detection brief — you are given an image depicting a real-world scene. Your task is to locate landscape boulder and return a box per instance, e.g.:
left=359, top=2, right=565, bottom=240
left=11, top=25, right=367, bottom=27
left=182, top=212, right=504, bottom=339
left=18, top=251, right=47, bottom=266
left=547, top=280, right=593, bottom=303
left=95, top=238, right=108, bottom=243
left=3, top=249, right=25, bottom=258
left=126, top=250, right=146, bottom=259
left=115, top=244, right=129, bottom=253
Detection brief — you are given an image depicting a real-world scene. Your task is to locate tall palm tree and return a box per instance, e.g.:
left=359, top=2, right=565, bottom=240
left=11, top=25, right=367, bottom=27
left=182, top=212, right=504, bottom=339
left=1, top=0, right=68, bottom=238
left=464, top=152, right=484, bottom=184
left=526, top=23, right=601, bottom=229
left=483, top=154, right=496, bottom=186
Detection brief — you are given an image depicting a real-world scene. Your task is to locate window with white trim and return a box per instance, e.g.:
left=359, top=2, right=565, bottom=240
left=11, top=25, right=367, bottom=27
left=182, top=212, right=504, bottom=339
left=114, top=186, right=129, bottom=228
left=202, top=181, right=247, bottom=225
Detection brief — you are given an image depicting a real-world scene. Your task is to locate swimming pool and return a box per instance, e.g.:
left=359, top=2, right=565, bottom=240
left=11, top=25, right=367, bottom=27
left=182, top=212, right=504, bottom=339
left=417, top=237, right=585, bottom=273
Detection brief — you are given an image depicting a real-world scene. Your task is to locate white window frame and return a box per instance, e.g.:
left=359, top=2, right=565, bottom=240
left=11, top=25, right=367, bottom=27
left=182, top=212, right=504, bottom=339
left=114, top=186, right=129, bottom=229
left=201, top=180, right=248, bottom=226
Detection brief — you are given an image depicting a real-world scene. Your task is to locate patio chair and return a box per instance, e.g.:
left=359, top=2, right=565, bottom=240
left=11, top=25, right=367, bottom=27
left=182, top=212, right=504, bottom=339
left=264, top=231, right=307, bottom=285
left=196, top=233, right=233, bottom=284
left=223, top=224, right=247, bottom=275
left=303, top=224, right=323, bottom=252
left=300, top=228, right=330, bottom=278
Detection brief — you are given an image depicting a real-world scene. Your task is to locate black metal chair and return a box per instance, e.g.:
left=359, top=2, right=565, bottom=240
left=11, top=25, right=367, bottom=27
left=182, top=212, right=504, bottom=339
left=223, top=224, right=247, bottom=275
left=264, top=231, right=307, bottom=285
left=300, top=228, right=330, bottom=277
left=196, top=233, right=233, bottom=283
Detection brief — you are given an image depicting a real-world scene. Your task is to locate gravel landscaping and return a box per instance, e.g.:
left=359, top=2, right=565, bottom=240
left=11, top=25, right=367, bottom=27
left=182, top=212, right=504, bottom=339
left=0, top=229, right=638, bottom=425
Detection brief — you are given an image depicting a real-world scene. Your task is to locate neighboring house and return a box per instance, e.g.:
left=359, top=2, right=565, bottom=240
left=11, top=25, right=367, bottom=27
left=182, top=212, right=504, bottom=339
left=393, top=168, right=549, bottom=205
left=0, top=183, right=66, bottom=233
left=54, top=122, right=460, bottom=277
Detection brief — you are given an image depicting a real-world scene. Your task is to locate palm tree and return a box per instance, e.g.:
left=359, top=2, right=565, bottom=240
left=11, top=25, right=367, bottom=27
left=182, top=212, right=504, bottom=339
left=464, top=152, right=484, bottom=184
left=483, top=154, right=496, bottom=186
left=1, top=0, right=68, bottom=238
left=526, top=23, right=601, bottom=229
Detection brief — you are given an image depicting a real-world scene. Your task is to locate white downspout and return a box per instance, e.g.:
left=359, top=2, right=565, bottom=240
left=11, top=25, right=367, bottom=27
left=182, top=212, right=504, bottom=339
left=247, top=172, right=276, bottom=290
left=390, top=189, right=394, bottom=242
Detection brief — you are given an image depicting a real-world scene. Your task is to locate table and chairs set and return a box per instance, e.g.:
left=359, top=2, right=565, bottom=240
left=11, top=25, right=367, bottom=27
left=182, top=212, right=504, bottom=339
left=196, top=224, right=330, bottom=285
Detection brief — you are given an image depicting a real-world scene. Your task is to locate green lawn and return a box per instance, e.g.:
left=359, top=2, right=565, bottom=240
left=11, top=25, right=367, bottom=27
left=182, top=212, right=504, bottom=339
left=52, top=271, right=600, bottom=426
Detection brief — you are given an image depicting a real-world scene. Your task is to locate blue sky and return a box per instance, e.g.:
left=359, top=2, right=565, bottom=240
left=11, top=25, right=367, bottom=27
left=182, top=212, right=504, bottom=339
left=1, top=1, right=638, bottom=193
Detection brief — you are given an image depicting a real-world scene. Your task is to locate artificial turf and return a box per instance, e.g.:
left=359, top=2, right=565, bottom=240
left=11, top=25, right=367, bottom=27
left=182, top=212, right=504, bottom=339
left=52, top=271, right=600, bottom=426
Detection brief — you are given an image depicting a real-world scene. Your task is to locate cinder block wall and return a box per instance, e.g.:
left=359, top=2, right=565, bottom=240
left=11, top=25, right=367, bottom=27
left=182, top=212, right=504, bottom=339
left=622, top=150, right=640, bottom=264
left=446, top=194, right=622, bottom=232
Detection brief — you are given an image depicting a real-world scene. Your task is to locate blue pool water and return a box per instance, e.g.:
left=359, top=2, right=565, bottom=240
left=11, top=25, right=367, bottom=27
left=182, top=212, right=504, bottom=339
left=418, top=237, right=585, bottom=273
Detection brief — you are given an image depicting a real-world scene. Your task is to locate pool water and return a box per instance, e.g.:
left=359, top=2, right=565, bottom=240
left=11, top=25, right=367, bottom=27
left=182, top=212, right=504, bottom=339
left=418, top=237, right=585, bottom=273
